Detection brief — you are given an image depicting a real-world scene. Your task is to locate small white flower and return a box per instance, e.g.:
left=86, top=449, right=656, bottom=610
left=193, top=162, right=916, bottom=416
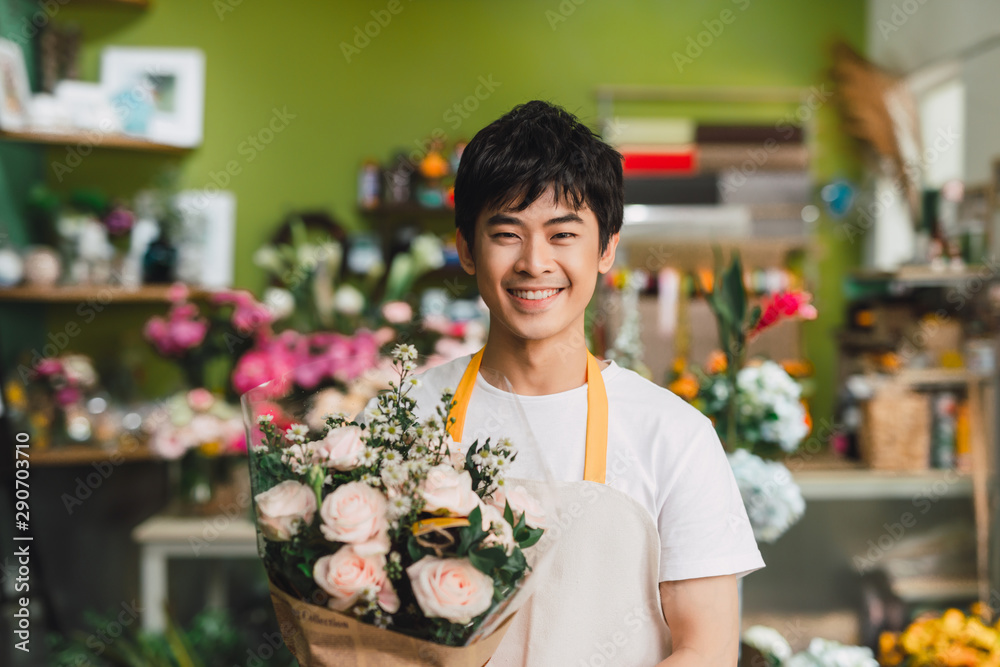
left=386, top=495, right=413, bottom=520
left=391, top=343, right=418, bottom=362
left=381, top=462, right=407, bottom=488
left=284, top=423, right=309, bottom=443
left=389, top=551, right=402, bottom=565
left=402, top=360, right=417, bottom=372
left=382, top=423, right=403, bottom=443
left=407, top=377, right=421, bottom=389
left=256, top=414, right=274, bottom=424
left=359, top=447, right=380, bottom=466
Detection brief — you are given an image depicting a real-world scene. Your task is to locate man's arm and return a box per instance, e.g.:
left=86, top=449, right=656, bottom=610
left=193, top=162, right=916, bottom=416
left=655, top=574, right=739, bottom=666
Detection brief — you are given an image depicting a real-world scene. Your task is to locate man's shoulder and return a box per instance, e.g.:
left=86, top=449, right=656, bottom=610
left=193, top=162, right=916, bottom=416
left=607, top=363, right=713, bottom=435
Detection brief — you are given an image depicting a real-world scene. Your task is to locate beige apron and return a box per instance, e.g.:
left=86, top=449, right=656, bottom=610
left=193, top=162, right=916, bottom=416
left=448, top=347, right=673, bottom=666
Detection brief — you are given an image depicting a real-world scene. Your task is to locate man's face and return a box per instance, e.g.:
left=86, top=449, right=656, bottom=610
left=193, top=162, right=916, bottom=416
left=458, top=186, right=618, bottom=345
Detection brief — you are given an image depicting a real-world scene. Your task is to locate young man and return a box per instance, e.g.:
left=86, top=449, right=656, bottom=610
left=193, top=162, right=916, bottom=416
left=383, top=100, right=764, bottom=665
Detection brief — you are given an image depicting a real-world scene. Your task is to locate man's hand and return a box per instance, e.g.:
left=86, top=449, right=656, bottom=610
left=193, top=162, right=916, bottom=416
left=655, top=574, right=739, bottom=666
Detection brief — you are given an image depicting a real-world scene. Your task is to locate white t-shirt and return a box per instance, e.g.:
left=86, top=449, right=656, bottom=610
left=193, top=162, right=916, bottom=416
left=363, top=353, right=765, bottom=582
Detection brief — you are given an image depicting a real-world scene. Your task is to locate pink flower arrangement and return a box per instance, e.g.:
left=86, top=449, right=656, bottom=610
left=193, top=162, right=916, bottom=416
left=30, top=354, right=98, bottom=407
left=212, top=289, right=274, bottom=336
left=144, top=301, right=209, bottom=357
left=232, top=329, right=383, bottom=396
left=750, top=290, right=818, bottom=340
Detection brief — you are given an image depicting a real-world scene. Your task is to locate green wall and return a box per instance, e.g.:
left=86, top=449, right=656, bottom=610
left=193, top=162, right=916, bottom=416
left=0, top=0, right=47, bottom=376
left=19, top=0, right=864, bottom=428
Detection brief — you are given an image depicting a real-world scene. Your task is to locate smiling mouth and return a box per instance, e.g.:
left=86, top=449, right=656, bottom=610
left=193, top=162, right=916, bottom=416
left=506, top=288, right=565, bottom=300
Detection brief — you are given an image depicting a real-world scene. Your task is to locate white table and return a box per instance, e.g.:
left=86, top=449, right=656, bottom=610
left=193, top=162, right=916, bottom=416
left=132, top=512, right=258, bottom=632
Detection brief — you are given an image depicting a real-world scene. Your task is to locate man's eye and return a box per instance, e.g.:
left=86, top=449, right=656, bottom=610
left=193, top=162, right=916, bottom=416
left=554, top=233, right=576, bottom=239
left=492, top=233, right=517, bottom=239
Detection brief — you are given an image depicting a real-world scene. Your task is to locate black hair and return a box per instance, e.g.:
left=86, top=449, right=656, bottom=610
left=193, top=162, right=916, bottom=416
left=454, top=100, right=624, bottom=257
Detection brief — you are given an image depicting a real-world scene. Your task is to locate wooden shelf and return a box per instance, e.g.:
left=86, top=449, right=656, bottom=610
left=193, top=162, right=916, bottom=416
left=894, top=368, right=994, bottom=387
left=30, top=444, right=157, bottom=466
left=849, top=265, right=1000, bottom=287
left=0, top=129, right=189, bottom=154
left=0, top=284, right=214, bottom=303
left=359, top=204, right=455, bottom=219
left=70, top=0, right=150, bottom=6
left=792, top=468, right=973, bottom=500
left=889, top=576, right=979, bottom=603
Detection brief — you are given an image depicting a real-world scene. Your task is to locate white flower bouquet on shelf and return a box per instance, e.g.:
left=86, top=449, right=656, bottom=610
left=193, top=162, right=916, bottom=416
left=241, top=344, right=549, bottom=666
left=727, top=449, right=805, bottom=544
left=742, top=625, right=878, bottom=667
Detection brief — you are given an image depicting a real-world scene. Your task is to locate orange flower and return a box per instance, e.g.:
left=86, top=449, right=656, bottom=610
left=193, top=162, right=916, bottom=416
left=781, top=359, right=814, bottom=378
left=668, top=374, right=699, bottom=402
left=706, top=350, right=728, bottom=374
left=879, top=631, right=905, bottom=666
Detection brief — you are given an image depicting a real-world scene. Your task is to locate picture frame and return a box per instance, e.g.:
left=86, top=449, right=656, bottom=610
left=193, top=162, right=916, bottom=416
left=100, top=46, right=205, bottom=147
left=0, top=38, right=33, bottom=130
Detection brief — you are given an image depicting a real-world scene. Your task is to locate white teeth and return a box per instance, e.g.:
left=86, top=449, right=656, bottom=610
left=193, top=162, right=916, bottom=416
left=510, top=288, right=561, bottom=300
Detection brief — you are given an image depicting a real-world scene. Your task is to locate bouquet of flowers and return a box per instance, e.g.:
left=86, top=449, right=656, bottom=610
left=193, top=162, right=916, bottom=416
left=147, top=388, right=248, bottom=513
left=742, top=625, right=878, bottom=666
left=242, top=344, right=549, bottom=665
left=670, top=251, right=815, bottom=543
left=728, top=449, right=805, bottom=544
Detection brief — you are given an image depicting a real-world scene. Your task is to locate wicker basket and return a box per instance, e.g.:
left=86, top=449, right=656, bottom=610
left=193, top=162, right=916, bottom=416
left=858, top=383, right=931, bottom=471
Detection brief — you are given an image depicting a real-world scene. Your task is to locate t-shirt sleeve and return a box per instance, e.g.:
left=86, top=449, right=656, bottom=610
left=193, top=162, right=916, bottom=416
left=656, top=413, right=765, bottom=582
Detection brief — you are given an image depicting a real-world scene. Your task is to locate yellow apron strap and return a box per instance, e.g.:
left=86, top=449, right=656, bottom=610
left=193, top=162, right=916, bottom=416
left=445, top=346, right=608, bottom=484
left=446, top=346, right=486, bottom=444
left=582, top=350, right=608, bottom=484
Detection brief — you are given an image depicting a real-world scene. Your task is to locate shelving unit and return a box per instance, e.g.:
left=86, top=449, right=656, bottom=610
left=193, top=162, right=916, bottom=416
left=792, top=468, right=972, bottom=501
left=0, top=129, right=188, bottom=154
left=0, top=284, right=214, bottom=303
left=31, top=443, right=156, bottom=466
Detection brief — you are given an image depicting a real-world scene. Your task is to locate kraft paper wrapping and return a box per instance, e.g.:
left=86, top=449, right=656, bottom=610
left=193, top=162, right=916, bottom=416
left=268, top=582, right=516, bottom=667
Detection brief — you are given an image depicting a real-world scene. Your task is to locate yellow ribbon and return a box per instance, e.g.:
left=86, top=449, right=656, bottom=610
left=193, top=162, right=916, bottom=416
left=445, top=346, right=608, bottom=484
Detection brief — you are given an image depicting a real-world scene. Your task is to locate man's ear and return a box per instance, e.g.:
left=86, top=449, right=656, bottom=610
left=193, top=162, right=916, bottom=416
left=598, top=231, right=620, bottom=274
left=457, top=229, right=476, bottom=275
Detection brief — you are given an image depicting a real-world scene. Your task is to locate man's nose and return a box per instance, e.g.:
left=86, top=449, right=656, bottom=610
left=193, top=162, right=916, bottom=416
left=513, top=235, right=555, bottom=274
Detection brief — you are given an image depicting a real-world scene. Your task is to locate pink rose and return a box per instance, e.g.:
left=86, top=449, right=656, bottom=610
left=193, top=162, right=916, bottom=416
left=315, top=425, right=366, bottom=471
left=381, top=301, right=413, bottom=324
left=255, top=480, right=317, bottom=541
left=313, top=546, right=399, bottom=613
left=319, top=482, right=390, bottom=555
left=489, top=485, right=546, bottom=529
left=186, top=388, right=215, bottom=412
left=406, top=556, right=494, bottom=624
left=418, top=464, right=480, bottom=516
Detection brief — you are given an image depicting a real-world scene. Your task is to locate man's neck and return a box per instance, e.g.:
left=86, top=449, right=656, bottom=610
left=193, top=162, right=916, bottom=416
left=478, top=329, right=604, bottom=396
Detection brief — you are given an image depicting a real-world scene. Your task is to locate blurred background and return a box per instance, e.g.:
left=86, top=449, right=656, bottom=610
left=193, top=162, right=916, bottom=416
left=1, top=0, right=999, bottom=665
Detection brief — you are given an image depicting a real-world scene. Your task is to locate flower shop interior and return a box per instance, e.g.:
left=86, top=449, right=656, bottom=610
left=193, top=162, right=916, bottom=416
left=1, top=0, right=1000, bottom=665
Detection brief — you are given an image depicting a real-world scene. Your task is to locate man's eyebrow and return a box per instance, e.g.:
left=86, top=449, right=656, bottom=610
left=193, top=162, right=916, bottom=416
left=485, top=213, right=585, bottom=226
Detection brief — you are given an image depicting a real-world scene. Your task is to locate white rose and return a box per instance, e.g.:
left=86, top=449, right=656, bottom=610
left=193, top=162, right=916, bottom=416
left=407, top=556, right=494, bottom=624
left=419, top=464, right=480, bottom=516
left=255, top=480, right=317, bottom=541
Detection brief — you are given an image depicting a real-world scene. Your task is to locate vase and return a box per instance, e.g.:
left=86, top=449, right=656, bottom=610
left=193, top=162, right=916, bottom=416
left=170, top=452, right=250, bottom=516
left=143, top=236, right=177, bottom=284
